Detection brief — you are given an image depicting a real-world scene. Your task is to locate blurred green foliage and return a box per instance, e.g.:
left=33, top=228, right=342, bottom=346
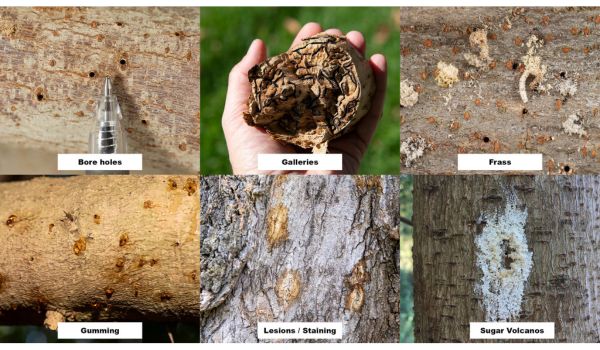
left=200, top=7, right=400, bottom=174
left=400, top=175, right=413, bottom=342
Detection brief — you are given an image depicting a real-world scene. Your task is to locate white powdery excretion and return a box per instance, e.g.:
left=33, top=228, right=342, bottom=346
left=475, top=194, right=533, bottom=322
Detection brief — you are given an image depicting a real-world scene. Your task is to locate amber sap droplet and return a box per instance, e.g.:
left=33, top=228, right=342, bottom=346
left=6, top=215, right=17, bottom=227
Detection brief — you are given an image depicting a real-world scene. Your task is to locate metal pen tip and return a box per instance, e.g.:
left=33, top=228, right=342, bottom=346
left=103, top=76, right=112, bottom=96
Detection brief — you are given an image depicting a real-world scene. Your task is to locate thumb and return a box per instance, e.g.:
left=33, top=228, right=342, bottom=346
left=223, top=39, right=267, bottom=122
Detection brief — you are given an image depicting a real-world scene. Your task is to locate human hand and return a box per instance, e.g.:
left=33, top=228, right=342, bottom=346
left=222, top=22, right=387, bottom=174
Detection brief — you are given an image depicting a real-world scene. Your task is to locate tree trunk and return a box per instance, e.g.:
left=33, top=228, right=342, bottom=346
left=0, top=7, right=200, bottom=174
left=400, top=7, right=600, bottom=174
left=413, top=175, right=600, bottom=342
left=0, top=175, right=200, bottom=326
left=200, top=175, right=400, bottom=342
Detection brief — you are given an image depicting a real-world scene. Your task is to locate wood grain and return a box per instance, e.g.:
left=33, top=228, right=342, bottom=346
left=0, top=7, right=200, bottom=174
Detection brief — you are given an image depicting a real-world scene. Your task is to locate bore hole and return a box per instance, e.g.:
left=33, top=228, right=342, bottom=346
left=89, top=71, right=96, bottom=78
left=36, top=94, right=44, bottom=101
left=501, top=239, right=515, bottom=269
left=119, top=59, right=127, bottom=65
left=483, top=136, right=490, bottom=143
left=512, top=62, right=519, bottom=70
left=116, top=22, right=123, bottom=26
left=564, top=165, right=571, bottom=172
left=522, top=108, right=528, bottom=115
left=141, top=119, right=148, bottom=125
left=560, top=71, right=566, bottom=78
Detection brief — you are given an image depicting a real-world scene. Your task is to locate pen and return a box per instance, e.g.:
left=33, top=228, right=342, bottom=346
left=87, top=77, right=129, bottom=174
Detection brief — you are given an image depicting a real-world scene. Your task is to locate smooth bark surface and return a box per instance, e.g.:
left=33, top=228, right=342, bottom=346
left=0, top=176, right=200, bottom=325
left=0, top=8, right=200, bottom=173
left=413, top=176, right=600, bottom=342
left=200, top=175, right=400, bottom=342
left=401, top=7, right=600, bottom=174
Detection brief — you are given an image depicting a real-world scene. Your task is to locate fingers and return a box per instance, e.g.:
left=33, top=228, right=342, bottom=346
left=324, top=28, right=343, bottom=36
left=228, top=39, right=266, bottom=85
left=290, top=22, right=322, bottom=49
left=368, top=53, right=387, bottom=120
left=223, top=39, right=267, bottom=127
left=346, top=31, right=366, bottom=56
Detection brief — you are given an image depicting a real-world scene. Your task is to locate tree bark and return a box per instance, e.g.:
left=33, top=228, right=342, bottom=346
left=401, top=7, right=600, bottom=174
left=0, top=7, right=200, bottom=174
left=0, top=175, right=200, bottom=325
left=200, top=175, right=400, bottom=342
left=413, top=175, right=600, bottom=342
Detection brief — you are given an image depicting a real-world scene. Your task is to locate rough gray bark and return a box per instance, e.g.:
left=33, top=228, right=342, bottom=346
left=401, top=7, right=600, bottom=174
left=413, top=175, right=600, bottom=342
left=200, top=175, right=399, bottom=342
left=0, top=176, right=200, bottom=326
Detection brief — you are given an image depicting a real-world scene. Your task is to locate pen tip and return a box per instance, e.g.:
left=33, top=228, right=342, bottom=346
left=103, top=77, right=112, bottom=96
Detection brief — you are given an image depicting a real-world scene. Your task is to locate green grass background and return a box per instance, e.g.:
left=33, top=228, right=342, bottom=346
left=400, top=175, right=414, bottom=342
left=200, top=7, right=400, bottom=174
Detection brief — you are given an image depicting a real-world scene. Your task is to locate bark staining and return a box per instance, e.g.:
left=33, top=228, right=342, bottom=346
left=519, top=35, right=548, bottom=103
left=401, top=80, right=419, bottom=107
left=345, top=285, right=365, bottom=312
left=119, top=232, right=129, bottom=247
left=167, top=178, right=177, bottom=190
left=401, top=136, right=428, bottom=167
left=73, top=237, right=87, bottom=255
left=475, top=193, right=533, bottom=322
left=464, top=29, right=493, bottom=69
left=115, top=257, right=125, bottom=272
left=184, top=178, right=198, bottom=196
left=275, top=269, right=301, bottom=305
left=562, top=114, right=586, bottom=137
left=243, top=33, right=375, bottom=153
left=345, top=260, right=369, bottom=312
left=266, top=203, right=289, bottom=249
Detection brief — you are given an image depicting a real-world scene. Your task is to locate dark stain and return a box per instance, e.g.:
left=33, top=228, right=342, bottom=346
left=184, top=178, right=197, bottom=196
left=6, top=215, right=17, bottom=227
left=119, top=232, right=129, bottom=247
left=160, top=292, right=173, bottom=302
left=115, top=257, right=125, bottom=272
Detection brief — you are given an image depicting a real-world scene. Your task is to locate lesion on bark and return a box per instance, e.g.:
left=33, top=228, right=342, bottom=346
left=200, top=175, right=400, bottom=343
